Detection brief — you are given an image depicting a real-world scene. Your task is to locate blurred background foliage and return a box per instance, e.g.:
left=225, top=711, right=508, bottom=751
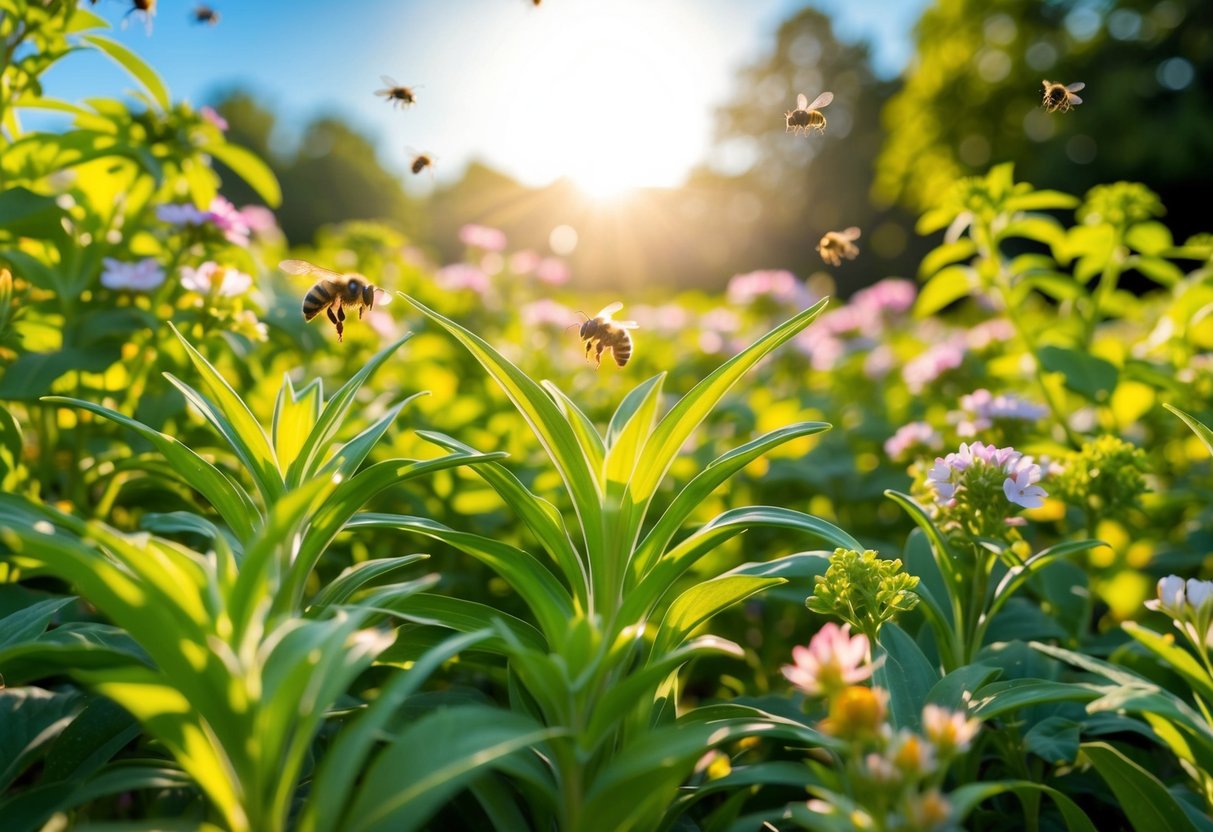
left=202, top=0, right=1210, bottom=296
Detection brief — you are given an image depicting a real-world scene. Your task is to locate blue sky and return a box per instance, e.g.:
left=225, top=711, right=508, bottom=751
left=42, top=0, right=929, bottom=192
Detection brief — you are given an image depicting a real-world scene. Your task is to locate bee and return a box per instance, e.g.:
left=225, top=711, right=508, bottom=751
left=124, top=0, right=156, bottom=30
left=375, top=76, right=419, bottom=109
left=279, top=259, right=391, bottom=342
left=1041, top=80, right=1084, bottom=113
left=785, top=92, right=833, bottom=135
left=816, top=227, right=861, bottom=266
left=578, top=302, right=639, bottom=368
left=192, top=4, right=219, bottom=24
left=408, top=148, right=436, bottom=176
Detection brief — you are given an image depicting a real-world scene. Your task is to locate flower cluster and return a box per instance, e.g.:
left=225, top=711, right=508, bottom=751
left=806, top=549, right=920, bottom=643
left=1053, top=435, right=1148, bottom=515
left=924, top=441, right=1047, bottom=538
left=101, top=258, right=166, bottom=292
left=903, top=337, right=967, bottom=393
left=180, top=262, right=253, bottom=297
left=156, top=196, right=268, bottom=246
left=727, top=269, right=814, bottom=309
left=458, top=223, right=508, bottom=252
left=952, top=388, right=1047, bottom=437
left=785, top=628, right=981, bottom=832
left=1146, top=576, right=1213, bottom=653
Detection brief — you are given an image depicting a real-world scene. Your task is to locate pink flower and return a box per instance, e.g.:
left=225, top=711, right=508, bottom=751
left=205, top=196, right=251, bottom=246
left=101, top=258, right=165, bottom=291
left=458, top=224, right=507, bottom=252
left=922, top=704, right=981, bottom=755
left=199, top=106, right=228, bottom=131
left=929, top=441, right=1048, bottom=510
left=1003, top=463, right=1046, bottom=508
left=966, top=319, right=1015, bottom=349
left=509, top=250, right=541, bottom=275
left=435, top=263, right=491, bottom=295
left=903, top=338, right=966, bottom=393
left=521, top=298, right=575, bottom=328
left=180, top=262, right=252, bottom=297
left=884, top=422, right=943, bottom=462
left=852, top=278, right=916, bottom=317
left=238, top=205, right=277, bottom=234
left=535, top=257, right=570, bottom=285
left=781, top=622, right=879, bottom=697
left=727, top=269, right=813, bottom=308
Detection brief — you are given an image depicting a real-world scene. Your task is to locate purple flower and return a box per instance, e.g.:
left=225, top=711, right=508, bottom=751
left=101, top=258, right=165, bottom=291
left=156, top=203, right=210, bottom=225
left=200, top=106, right=228, bottom=132
left=1004, top=466, right=1046, bottom=508
left=180, top=262, right=252, bottom=297
left=435, top=263, right=491, bottom=295
left=459, top=224, right=507, bottom=252
left=928, top=441, right=1048, bottom=511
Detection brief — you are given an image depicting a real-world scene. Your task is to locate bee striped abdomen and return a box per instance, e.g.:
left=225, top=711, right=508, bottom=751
left=302, top=282, right=336, bottom=320
left=613, top=332, right=633, bottom=366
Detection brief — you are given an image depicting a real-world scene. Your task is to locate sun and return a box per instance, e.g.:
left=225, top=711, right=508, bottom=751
left=470, top=0, right=717, bottom=198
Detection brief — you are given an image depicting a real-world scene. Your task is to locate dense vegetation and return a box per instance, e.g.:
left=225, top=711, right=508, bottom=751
left=2, top=2, right=1213, bottom=831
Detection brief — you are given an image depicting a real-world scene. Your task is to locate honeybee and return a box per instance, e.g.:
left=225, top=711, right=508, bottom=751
left=192, top=4, right=219, bottom=24
left=408, top=148, right=435, bottom=176
left=785, top=92, right=833, bottom=135
left=816, top=227, right=861, bottom=266
left=279, top=259, right=391, bottom=341
left=375, top=76, right=419, bottom=109
left=578, top=302, right=639, bottom=368
left=1041, top=80, right=1084, bottom=113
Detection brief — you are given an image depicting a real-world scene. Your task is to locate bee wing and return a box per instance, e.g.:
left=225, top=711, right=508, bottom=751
left=1067, top=93, right=1083, bottom=104
left=797, top=93, right=808, bottom=110
left=807, top=91, right=833, bottom=110
left=1066, top=81, right=1085, bottom=92
left=372, top=288, right=393, bottom=306
left=381, top=75, right=398, bottom=87
left=596, top=301, right=624, bottom=319
left=617, top=321, right=639, bottom=330
left=840, top=226, right=862, bottom=240
left=280, top=259, right=345, bottom=280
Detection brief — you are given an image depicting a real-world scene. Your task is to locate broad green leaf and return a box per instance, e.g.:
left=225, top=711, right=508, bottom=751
left=948, top=780, right=1096, bottom=832
left=167, top=323, right=282, bottom=503
left=1130, top=255, right=1185, bottom=287
left=915, top=265, right=973, bottom=317
left=1165, top=404, right=1213, bottom=458
left=984, top=539, right=1106, bottom=629
left=0, top=186, right=66, bottom=239
left=1038, top=345, right=1118, bottom=401
left=1004, top=190, right=1080, bottom=212
left=971, top=679, right=1102, bottom=719
left=1024, top=716, right=1081, bottom=763
left=540, top=380, right=606, bottom=477
left=918, top=239, right=977, bottom=279
left=286, top=334, right=411, bottom=487
left=418, top=431, right=586, bottom=604
left=348, top=513, right=575, bottom=642
left=302, top=630, right=494, bottom=832
left=1126, top=221, right=1173, bottom=255
left=201, top=141, right=282, bottom=207
left=307, top=556, right=432, bottom=612
left=378, top=592, right=546, bottom=653
left=0, top=687, right=82, bottom=791
left=0, top=596, right=76, bottom=650
left=41, top=396, right=259, bottom=542
left=925, top=664, right=1002, bottom=710
left=604, top=372, right=665, bottom=486
left=272, top=376, right=322, bottom=478
left=1081, top=742, right=1199, bottom=832
left=1000, top=216, right=1067, bottom=250
left=343, top=706, right=558, bottom=832
left=42, top=697, right=139, bottom=783
left=1122, top=622, right=1213, bottom=705
left=874, top=623, right=939, bottom=731
left=654, top=575, right=784, bottom=657
left=80, top=35, right=170, bottom=112
left=632, top=421, right=830, bottom=580
left=629, top=297, right=829, bottom=505
left=401, top=295, right=604, bottom=558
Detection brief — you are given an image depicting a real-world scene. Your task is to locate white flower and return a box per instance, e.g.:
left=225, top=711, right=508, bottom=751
left=1003, top=465, right=1046, bottom=509
left=101, top=258, right=165, bottom=291
left=180, top=262, right=252, bottom=297
left=1186, top=579, right=1213, bottom=611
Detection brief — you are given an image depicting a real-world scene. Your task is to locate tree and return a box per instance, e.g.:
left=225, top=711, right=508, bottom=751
left=877, top=0, right=1213, bottom=238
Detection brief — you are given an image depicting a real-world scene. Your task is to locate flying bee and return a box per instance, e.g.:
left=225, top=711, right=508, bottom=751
left=192, top=4, right=219, bottom=24
left=375, top=76, right=420, bottom=109
left=785, top=92, right=834, bottom=135
left=123, top=0, right=156, bottom=30
left=279, top=259, right=392, bottom=342
left=578, top=302, right=639, bottom=368
left=1041, top=80, right=1084, bottom=113
left=408, top=147, right=436, bottom=176
left=816, top=227, right=861, bottom=266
